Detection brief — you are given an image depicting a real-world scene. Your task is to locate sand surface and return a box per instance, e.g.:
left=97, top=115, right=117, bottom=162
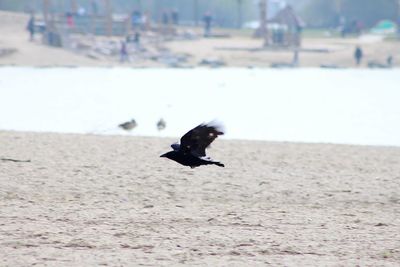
left=1, top=131, right=400, bottom=266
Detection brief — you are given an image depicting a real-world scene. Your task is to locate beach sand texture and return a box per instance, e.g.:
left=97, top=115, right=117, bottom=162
left=1, top=131, right=400, bottom=266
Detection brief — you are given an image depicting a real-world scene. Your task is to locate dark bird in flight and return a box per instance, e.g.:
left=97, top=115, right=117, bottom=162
left=160, top=122, right=225, bottom=168
left=119, top=119, right=137, bottom=131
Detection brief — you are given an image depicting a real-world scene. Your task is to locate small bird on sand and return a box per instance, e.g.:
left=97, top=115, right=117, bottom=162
left=157, top=118, right=166, bottom=131
left=119, top=119, right=137, bottom=131
left=160, top=121, right=225, bottom=168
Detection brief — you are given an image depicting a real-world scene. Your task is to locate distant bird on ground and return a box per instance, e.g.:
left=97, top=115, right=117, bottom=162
left=160, top=121, right=225, bottom=168
left=119, top=119, right=137, bottom=131
left=157, top=118, right=166, bottom=131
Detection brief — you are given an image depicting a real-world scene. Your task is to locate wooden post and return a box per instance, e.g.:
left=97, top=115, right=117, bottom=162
left=398, top=0, right=400, bottom=38
left=335, top=0, right=341, bottom=14
left=259, top=0, right=268, bottom=47
left=194, top=0, right=199, bottom=26
left=89, top=0, right=97, bottom=35
left=104, top=0, right=112, bottom=36
left=43, top=0, right=50, bottom=27
left=126, top=0, right=134, bottom=36
left=398, top=0, right=400, bottom=19
left=237, top=0, right=243, bottom=29
left=70, top=0, right=77, bottom=13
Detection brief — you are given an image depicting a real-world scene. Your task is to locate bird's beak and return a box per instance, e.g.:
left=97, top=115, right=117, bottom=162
left=160, top=153, right=167, bottom=158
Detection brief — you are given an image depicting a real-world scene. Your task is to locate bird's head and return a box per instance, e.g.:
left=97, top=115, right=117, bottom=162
left=171, top=143, right=180, bottom=151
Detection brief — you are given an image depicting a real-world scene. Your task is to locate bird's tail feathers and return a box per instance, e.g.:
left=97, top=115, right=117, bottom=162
left=200, top=156, right=225, bottom=167
left=201, top=156, right=224, bottom=167
left=213, top=161, right=225, bottom=167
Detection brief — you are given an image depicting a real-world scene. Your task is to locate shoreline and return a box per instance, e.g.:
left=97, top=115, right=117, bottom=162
left=1, top=64, right=399, bottom=69
left=2, top=129, right=400, bottom=149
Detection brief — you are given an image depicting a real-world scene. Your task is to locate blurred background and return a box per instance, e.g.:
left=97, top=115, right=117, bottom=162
left=0, top=0, right=399, bottom=67
left=0, top=0, right=399, bottom=146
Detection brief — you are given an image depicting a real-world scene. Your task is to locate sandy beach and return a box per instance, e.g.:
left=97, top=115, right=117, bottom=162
left=1, top=6, right=400, bottom=266
left=1, top=130, right=399, bottom=266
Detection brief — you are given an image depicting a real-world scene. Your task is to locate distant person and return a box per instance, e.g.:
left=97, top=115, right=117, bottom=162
left=133, top=32, right=141, bottom=49
left=131, top=10, right=142, bottom=29
left=162, top=10, right=169, bottom=25
left=142, top=11, right=150, bottom=31
left=387, top=55, right=393, bottom=68
left=350, top=20, right=357, bottom=34
left=292, top=49, right=299, bottom=67
left=398, top=17, right=400, bottom=39
left=26, top=14, right=35, bottom=41
left=91, top=0, right=98, bottom=16
left=356, top=20, right=364, bottom=35
left=339, top=16, right=347, bottom=38
left=203, top=11, right=213, bottom=37
left=276, top=27, right=284, bottom=44
left=120, top=41, right=129, bottom=63
left=340, top=26, right=347, bottom=38
left=171, top=9, right=179, bottom=25
left=66, top=12, right=74, bottom=28
left=354, top=46, right=363, bottom=66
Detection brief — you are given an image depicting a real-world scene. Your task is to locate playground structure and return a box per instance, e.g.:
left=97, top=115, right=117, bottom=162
left=40, top=0, right=158, bottom=48
left=268, top=5, right=305, bottom=47
left=257, top=1, right=304, bottom=48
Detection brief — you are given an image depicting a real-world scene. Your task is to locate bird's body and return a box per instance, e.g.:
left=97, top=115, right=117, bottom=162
left=157, top=118, right=166, bottom=131
left=119, top=119, right=137, bottom=131
left=161, top=151, right=224, bottom=168
left=160, top=121, right=224, bottom=168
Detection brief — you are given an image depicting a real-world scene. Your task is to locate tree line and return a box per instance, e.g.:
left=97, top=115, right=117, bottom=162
left=0, top=0, right=257, bottom=28
left=1, top=0, right=399, bottom=28
left=301, top=0, right=400, bottom=28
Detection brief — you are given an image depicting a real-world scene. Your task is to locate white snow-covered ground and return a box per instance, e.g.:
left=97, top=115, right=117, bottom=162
left=0, top=67, right=399, bottom=146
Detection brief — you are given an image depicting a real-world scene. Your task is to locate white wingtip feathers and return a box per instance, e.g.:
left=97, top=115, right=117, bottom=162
left=204, top=120, right=225, bottom=135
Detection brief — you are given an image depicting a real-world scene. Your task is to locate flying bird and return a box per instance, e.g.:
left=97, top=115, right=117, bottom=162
left=119, top=119, right=137, bottom=131
left=160, top=121, right=225, bottom=168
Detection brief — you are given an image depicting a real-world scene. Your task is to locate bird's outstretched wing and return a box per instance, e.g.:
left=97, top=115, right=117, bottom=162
left=180, top=121, right=224, bottom=157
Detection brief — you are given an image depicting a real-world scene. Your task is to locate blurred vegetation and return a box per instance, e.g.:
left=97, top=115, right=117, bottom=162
left=301, top=0, right=399, bottom=28
left=0, top=0, right=257, bottom=28
left=1, top=0, right=398, bottom=29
